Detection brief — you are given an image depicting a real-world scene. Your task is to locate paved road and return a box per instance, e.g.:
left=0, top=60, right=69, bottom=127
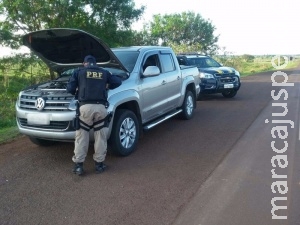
left=0, top=67, right=299, bottom=225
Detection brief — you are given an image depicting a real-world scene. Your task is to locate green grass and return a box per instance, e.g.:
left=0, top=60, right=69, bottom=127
left=240, top=59, right=300, bottom=76
left=214, top=54, right=300, bottom=77
left=240, top=62, right=273, bottom=76
left=0, top=126, right=22, bottom=145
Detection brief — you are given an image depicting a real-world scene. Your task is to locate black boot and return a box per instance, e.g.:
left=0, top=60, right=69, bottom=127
left=95, top=161, right=107, bottom=173
left=73, top=162, right=84, bottom=175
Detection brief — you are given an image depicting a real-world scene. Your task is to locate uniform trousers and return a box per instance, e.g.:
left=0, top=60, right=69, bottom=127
left=72, top=104, right=108, bottom=163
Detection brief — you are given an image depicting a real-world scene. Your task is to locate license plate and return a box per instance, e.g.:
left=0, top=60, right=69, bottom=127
left=27, top=114, right=50, bottom=125
left=224, top=84, right=234, bottom=88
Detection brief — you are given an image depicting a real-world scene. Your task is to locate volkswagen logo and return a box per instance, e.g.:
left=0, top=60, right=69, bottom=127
left=35, top=97, right=46, bottom=111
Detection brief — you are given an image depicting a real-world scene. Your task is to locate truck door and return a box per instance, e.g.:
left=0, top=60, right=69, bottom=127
left=140, top=53, right=170, bottom=121
left=159, top=51, right=181, bottom=109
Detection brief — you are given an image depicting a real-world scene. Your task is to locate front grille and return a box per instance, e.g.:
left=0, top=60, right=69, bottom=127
left=215, top=74, right=238, bottom=84
left=215, top=72, right=235, bottom=76
left=20, top=94, right=73, bottom=111
left=220, top=77, right=236, bottom=83
left=18, top=118, right=70, bottom=130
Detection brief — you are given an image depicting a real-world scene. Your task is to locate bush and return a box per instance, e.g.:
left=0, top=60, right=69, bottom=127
left=0, top=54, right=51, bottom=128
left=0, top=75, right=32, bottom=128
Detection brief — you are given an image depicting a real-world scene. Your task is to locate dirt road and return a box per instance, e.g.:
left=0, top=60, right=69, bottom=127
left=0, top=68, right=298, bottom=225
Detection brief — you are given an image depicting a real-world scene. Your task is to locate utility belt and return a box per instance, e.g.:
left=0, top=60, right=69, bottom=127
left=78, top=100, right=107, bottom=107
left=72, top=101, right=112, bottom=131
left=72, top=112, right=113, bottom=131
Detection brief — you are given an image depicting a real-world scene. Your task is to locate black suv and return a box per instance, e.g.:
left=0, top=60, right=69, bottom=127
left=177, top=54, right=241, bottom=99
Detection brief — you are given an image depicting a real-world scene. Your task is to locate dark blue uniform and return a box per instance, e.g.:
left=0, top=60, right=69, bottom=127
left=67, top=55, right=122, bottom=175
left=67, top=65, right=121, bottom=103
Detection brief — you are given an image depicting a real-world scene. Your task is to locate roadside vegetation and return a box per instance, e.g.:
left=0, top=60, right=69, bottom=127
left=0, top=0, right=299, bottom=144
left=215, top=54, right=300, bottom=76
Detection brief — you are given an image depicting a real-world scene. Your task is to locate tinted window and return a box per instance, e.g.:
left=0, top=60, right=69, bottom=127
left=160, top=54, right=175, bottom=72
left=143, top=54, right=160, bottom=72
left=205, top=58, right=221, bottom=67
left=187, top=57, right=221, bottom=68
left=177, top=57, right=187, bottom=66
left=61, top=68, right=76, bottom=77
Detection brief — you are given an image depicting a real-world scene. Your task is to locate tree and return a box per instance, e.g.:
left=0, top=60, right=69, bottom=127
left=140, top=11, right=219, bottom=55
left=168, top=42, right=202, bottom=55
left=131, top=23, right=158, bottom=46
left=0, top=0, right=145, bottom=49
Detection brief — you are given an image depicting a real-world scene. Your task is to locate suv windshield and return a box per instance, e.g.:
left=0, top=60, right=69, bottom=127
left=187, top=57, right=221, bottom=68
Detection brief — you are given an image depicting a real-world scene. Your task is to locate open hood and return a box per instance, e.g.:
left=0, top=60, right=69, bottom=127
left=22, top=28, right=128, bottom=73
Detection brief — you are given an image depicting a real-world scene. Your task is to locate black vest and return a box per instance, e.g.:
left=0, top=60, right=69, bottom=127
left=77, top=66, right=108, bottom=102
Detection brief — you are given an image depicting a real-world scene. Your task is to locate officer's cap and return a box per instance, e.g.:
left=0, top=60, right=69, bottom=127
left=83, top=55, right=96, bottom=64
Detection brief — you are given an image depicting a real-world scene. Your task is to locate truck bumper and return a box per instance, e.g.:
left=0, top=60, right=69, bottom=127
left=200, top=77, right=241, bottom=94
left=16, top=118, right=76, bottom=141
left=16, top=107, right=110, bottom=142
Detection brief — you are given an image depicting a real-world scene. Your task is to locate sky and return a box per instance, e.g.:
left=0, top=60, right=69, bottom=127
left=132, top=0, right=300, bottom=55
left=1, top=0, right=299, bottom=57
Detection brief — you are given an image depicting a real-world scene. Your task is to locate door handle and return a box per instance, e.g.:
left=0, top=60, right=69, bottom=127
left=162, top=80, right=166, bottom=85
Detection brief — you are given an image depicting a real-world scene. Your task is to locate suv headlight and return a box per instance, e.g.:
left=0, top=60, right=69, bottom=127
left=199, top=72, right=214, bottom=79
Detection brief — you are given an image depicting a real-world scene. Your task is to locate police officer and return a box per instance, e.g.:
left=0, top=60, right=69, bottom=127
left=67, top=55, right=122, bottom=175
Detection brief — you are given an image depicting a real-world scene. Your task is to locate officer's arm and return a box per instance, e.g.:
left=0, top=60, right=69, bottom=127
left=107, top=72, right=122, bottom=90
left=67, top=70, right=79, bottom=95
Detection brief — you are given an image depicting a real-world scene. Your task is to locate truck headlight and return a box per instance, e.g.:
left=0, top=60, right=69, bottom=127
left=16, top=93, right=22, bottom=107
left=68, top=98, right=78, bottom=111
left=199, top=72, right=214, bottom=79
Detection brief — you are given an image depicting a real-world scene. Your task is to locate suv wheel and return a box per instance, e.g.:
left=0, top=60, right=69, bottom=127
left=222, top=90, right=237, bottom=98
left=181, top=90, right=195, bottom=120
left=109, top=109, right=139, bottom=156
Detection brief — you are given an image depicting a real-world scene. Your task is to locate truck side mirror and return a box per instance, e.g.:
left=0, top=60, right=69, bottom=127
left=142, top=66, right=160, bottom=77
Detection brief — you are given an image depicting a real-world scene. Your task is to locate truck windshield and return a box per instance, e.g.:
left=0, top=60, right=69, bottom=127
left=187, top=57, right=221, bottom=68
left=61, top=68, right=76, bottom=77
left=112, top=50, right=139, bottom=72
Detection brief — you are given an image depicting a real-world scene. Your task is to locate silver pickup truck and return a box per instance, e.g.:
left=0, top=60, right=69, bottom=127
left=16, top=28, right=200, bottom=156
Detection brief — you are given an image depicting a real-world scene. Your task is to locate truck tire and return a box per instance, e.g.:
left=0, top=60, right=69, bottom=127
left=180, top=90, right=195, bottom=120
left=222, top=90, right=237, bottom=98
left=109, top=109, right=139, bottom=156
left=29, top=137, right=56, bottom=146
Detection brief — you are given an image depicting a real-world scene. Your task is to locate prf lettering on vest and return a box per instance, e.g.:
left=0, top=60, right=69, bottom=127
left=86, top=71, right=103, bottom=79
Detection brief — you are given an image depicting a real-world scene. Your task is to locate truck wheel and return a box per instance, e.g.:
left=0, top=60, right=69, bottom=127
left=109, top=109, right=139, bottom=156
left=29, top=137, right=56, bottom=146
left=222, top=90, right=237, bottom=98
left=180, top=90, right=195, bottom=120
